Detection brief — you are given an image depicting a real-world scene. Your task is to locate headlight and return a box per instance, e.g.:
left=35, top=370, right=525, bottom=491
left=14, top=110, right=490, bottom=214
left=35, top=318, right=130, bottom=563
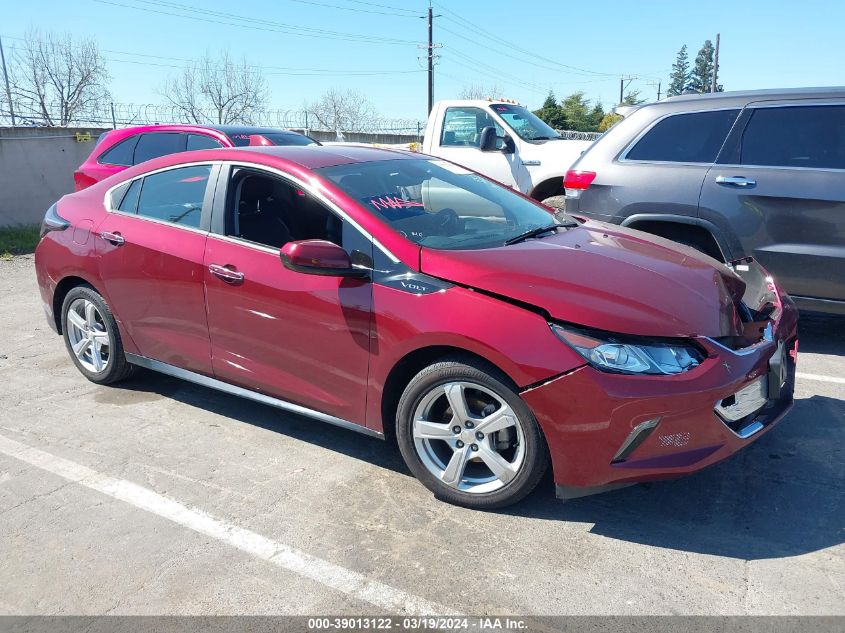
left=550, top=323, right=704, bottom=375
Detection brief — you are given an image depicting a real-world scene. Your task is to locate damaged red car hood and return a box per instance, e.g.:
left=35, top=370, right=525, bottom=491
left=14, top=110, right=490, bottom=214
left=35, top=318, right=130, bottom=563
left=420, top=222, right=748, bottom=338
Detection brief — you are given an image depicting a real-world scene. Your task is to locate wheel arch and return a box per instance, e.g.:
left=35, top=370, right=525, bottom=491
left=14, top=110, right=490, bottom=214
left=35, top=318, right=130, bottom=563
left=620, top=214, right=731, bottom=261
left=380, top=345, right=519, bottom=443
left=52, top=275, right=100, bottom=334
left=529, top=176, right=565, bottom=201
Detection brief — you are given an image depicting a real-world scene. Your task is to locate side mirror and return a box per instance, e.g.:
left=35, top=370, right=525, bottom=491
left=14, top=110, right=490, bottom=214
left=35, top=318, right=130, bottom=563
left=478, top=126, right=499, bottom=152
left=280, top=240, right=368, bottom=277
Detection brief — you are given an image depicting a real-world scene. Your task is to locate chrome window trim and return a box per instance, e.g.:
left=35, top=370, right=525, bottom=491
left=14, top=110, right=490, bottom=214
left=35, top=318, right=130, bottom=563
left=207, top=232, right=279, bottom=255
left=709, top=162, right=845, bottom=174
left=617, top=106, right=742, bottom=165
left=222, top=160, right=399, bottom=263
left=126, top=353, right=383, bottom=439
left=102, top=159, right=221, bottom=233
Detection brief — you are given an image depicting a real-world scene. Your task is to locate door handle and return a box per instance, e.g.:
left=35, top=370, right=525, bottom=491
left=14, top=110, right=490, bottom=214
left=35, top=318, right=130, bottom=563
left=209, top=263, right=245, bottom=284
left=715, top=175, right=757, bottom=187
left=99, top=231, right=125, bottom=246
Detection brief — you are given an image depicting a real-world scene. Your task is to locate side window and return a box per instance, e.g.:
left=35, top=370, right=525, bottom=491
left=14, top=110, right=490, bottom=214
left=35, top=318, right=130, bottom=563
left=741, top=105, right=845, bottom=169
left=133, top=133, right=187, bottom=165
left=118, top=179, right=142, bottom=214
left=626, top=109, right=739, bottom=163
left=440, top=107, right=504, bottom=148
left=187, top=133, right=225, bottom=151
left=98, top=135, right=140, bottom=166
left=226, top=170, right=370, bottom=256
left=135, top=165, right=210, bottom=228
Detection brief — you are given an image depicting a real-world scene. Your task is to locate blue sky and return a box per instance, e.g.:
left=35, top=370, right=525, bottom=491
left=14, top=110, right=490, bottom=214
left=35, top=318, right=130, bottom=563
left=2, top=0, right=843, bottom=123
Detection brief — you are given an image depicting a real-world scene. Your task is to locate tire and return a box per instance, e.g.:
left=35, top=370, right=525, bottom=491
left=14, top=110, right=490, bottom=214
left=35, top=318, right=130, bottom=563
left=61, top=285, right=133, bottom=385
left=396, top=356, right=549, bottom=509
left=541, top=195, right=567, bottom=212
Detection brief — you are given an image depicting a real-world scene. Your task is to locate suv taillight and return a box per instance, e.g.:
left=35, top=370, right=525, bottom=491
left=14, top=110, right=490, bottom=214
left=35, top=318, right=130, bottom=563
left=564, top=170, right=597, bottom=191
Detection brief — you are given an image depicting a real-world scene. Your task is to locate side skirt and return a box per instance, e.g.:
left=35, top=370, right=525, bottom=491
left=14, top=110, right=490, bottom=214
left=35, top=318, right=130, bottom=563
left=125, top=353, right=384, bottom=440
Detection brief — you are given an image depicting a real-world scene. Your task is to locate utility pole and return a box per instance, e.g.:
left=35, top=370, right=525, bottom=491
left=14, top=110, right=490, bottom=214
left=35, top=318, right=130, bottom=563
left=711, top=33, right=720, bottom=93
left=619, top=75, right=636, bottom=105
left=427, top=3, right=434, bottom=114
left=419, top=2, right=440, bottom=115
left=648, top=80, right=662, bottom=101
left=0, top=36, right=15, bottom=126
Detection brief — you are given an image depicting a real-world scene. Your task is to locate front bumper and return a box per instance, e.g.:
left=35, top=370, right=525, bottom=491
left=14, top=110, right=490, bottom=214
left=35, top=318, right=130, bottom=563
left=522, top=300, right=798, bottom=496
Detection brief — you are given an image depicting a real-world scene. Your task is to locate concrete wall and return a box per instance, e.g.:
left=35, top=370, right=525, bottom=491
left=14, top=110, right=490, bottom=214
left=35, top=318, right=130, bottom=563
left=0, top=126, right=420, bottom=228
left=0, top=127, right=108, bottom=227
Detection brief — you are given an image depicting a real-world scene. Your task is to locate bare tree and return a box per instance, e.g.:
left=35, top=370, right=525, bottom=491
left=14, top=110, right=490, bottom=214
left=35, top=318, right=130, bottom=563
left=162, top=51, right=268, bottom=125
left=9, top=29, right=109, bottom=126
left=306, top=88, right=379, bottom=136
left=459, top=83, right=504, bottom=100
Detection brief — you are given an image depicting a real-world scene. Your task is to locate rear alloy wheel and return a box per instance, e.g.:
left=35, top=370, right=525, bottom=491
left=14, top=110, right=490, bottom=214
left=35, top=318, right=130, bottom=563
left=61, top=286, right=132, bottom=385
left=396, top=357, right=548, bottom=509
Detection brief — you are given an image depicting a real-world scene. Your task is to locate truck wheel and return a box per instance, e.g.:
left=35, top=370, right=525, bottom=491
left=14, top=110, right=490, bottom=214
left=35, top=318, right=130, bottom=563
left=541, top=196, right=567, bottom=212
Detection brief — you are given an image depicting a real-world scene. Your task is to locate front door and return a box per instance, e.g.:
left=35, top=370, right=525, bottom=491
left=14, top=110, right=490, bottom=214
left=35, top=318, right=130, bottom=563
left=435, top=105, right=525, bottom=189
left=96, top=163, right=216, bottom=374
left=203, top=165, right=373, bottom=425
left=699, top=102, right=845, bottom=302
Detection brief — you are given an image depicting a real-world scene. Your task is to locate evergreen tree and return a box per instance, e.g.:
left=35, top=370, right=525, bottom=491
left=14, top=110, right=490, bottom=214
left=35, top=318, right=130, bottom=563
left=533, top=91, right=567, bottom=129
left=560, top=91, right=593, bottom=131
left=667, top=45, right=690, bottom=97
left=622, top=89, right=645, bottom=105
left=589, top=103, right=605, bottom=130
left=689, top=40, right=715, bottom=93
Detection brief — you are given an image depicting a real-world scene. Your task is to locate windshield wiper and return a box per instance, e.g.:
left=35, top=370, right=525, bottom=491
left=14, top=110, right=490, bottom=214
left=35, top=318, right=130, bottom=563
left=505, top=223, right=574, bottom=245
left=530, top=135, right=561, bottom=140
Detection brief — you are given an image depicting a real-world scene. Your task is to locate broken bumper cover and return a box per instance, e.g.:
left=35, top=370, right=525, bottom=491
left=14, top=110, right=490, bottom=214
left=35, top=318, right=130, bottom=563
left=522, top=302, right=798, bottom=498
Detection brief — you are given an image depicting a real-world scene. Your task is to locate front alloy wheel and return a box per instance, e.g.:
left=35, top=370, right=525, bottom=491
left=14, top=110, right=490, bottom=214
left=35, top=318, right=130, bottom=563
left=397, top=356, right=548, bottom=509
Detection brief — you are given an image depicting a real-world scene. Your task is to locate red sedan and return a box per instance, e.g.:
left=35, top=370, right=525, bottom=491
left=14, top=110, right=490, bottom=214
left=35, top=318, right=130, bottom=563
left=35, top=145, right=798, bottom=508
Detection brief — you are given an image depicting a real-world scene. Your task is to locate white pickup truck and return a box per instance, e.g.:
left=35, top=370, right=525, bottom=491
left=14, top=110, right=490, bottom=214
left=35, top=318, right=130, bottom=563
left=420, top=99, right=594, bottom=205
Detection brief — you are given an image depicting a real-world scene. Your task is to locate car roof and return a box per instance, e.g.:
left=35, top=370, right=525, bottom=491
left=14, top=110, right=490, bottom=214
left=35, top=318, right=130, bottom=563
left=230, top=144, right=419, bottom=169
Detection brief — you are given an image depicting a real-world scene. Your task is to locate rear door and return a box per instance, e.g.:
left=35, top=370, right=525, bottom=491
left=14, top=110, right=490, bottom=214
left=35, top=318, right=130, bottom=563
left=96, top=162, right=218, bottom=374
left=132, top=132, right=188, bottom=165
left=700, top=101, right=845, bottom=302
left=598, top=108, right=740, bottom=224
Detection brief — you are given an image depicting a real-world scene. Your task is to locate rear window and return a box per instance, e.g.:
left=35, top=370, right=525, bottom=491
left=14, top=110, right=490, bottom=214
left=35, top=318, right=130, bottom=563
left=187, top=134, right=225, bottom=151
left=740, top=105, right=845, bottom=169
left=225, top=131, right=317, bottom=146
left=98, top=135, right=139, bottom=166
left=626, top=109, right=739, bottom=164
left=134, top=133, right=186, bottom=164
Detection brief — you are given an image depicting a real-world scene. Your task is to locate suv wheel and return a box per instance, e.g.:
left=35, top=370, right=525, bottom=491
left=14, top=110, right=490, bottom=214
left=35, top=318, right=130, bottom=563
left=396, top=356, right=549, bottom=509
left=61, top=286, right=133, bottom=385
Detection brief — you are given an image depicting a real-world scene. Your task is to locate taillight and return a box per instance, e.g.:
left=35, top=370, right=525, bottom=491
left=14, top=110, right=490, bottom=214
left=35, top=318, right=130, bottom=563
left=564, top=170, right=596, bottom=191
left=40, top=204, right=70, bottom=238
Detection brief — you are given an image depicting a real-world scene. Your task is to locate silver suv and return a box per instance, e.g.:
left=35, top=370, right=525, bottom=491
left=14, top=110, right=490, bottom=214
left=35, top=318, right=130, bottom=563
left=565, top=87, right=845, bottom=315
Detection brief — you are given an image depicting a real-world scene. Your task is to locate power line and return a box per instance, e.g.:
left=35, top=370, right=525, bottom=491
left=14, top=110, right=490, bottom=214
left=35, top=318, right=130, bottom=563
left=344, top=0, right=419, bottom=14
left=3, top=40, right=424, bottom=77
left=93, top=0, right=420, bottom=46
left=280, top=0, right=416, bottom=17
left=432, top=1, right=618, bottom=77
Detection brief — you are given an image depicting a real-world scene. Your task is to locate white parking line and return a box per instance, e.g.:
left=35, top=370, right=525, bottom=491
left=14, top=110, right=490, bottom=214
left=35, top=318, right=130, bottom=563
left=796, top=371, right=845, bottom=385
left=0, top=433, right=459, bottom=617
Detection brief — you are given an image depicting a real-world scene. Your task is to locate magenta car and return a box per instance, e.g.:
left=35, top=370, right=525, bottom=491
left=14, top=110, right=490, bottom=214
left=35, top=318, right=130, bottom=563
left=74, top=124, right=319, bottom=191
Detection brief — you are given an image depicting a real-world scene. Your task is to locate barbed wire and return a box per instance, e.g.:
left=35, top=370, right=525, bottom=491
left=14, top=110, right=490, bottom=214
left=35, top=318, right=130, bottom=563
left=0, top=101, right=426, bottom=135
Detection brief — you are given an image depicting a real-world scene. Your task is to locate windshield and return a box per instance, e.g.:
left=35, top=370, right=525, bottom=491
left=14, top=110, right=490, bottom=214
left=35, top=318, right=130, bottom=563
left=489, top=104, right=561, bottom=141
left=316, top=158, right=575, bottom=250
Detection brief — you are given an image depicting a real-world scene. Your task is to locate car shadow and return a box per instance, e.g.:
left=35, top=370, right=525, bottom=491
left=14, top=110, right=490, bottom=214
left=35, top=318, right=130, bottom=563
left=507, top=393, right=845, bottom=560
left=798, top=311, right=845, bottom=356
left=114, top=354, right=843, bottom=562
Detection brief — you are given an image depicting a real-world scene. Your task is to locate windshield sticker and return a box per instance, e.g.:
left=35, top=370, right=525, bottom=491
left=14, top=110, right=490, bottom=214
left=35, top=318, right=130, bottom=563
left=367, top=195, right=425, bottom=212
left=431, top=160, right=473, bottom=175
